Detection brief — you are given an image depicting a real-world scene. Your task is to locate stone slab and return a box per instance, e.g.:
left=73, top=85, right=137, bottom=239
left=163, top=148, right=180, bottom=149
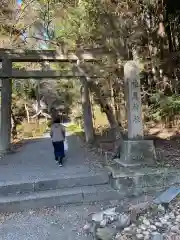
left=153, top=186, right=180, bottom=204
left=34, top=172, right=109, bottom=192
left=0, top=187, right=83, bottom=209
left=0, top=171, right=109, bottom=196
left=115, top=140, right=156, bottom=167
left=0, top=182, right=34, bottom=196
left=0, top=185, right=122, bottom=213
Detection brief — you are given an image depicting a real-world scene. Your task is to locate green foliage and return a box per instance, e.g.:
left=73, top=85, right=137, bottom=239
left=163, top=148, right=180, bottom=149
left=12, top=80, right=36, bottom=99
left=150, top=94, right=180, bottom=122
left=66, top=123, right=82, bottom=133
left=2, top=0, right=180, bottom=132
left=53, top=2, right=92, bottom=47
left=12, top=79, right=36, bottom=124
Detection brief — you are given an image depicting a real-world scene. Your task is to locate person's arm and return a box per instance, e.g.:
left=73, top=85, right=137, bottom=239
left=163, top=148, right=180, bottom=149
left=61, top=125, right=66, bottom=139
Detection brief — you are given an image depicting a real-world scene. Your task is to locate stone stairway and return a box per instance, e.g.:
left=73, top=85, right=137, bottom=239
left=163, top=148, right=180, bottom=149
left=0, top=131, right=125, bottom=213
left=0, top=170, right=122, bottom=213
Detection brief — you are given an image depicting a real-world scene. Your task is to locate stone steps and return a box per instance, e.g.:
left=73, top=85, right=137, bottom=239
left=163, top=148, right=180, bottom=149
left=0, top=171, right=109, bottom=196
left=0, top=171, right=123, bottom=212
left=0, top=185, right=122, bottom=213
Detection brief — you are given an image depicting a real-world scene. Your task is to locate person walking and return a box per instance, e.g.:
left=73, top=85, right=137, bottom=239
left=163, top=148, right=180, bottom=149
left=50, top=118, right=66, bottom=167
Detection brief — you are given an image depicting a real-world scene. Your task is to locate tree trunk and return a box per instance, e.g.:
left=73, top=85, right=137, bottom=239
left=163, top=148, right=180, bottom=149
left=11, top=111, right=18, bottom=139
left=36, top=82, right=41, bottom=123
left=24, top=103, right=30, bottom=123
left=88, top=81, right=123, bottom=152
left=76, top=61, right=123, bottom=154
left=80, top=77, right=94, bottom=143
left=88, top=81, right=120, bottom=126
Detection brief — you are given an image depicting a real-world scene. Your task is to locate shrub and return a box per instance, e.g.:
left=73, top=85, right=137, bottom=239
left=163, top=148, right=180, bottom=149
left=149, top=93, right=180, bottom=124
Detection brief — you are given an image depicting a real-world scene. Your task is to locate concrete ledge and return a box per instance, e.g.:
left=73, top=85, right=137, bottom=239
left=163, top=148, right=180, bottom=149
left=34, top=172, right=109, bottom=192
left=0, top=187, right=83, bottom=213
left=0, top=182, right=34, bottom=196
left=0, top=185, right=123, bottom=213
left=0, top=172, right=109, bottom=196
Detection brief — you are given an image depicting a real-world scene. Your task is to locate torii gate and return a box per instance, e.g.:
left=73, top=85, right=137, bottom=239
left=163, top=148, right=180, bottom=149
left=0, top=48, right=103, bottom=153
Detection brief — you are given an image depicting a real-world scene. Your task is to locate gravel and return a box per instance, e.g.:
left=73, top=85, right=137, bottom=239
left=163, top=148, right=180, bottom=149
left=0, top=202, right=112, bottom=240
left=116, top=198, right=180, bottom=240
left=82, top=196, right=180, bottom=240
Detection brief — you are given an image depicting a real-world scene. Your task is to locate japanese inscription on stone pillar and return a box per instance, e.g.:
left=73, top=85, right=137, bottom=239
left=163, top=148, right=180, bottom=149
left=124, top=61, right=143, bottom=139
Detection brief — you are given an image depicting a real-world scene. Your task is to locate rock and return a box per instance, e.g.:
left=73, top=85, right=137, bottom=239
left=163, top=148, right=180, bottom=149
left=143, top=230, right=149, bottom=235
left=115, top=214, right=130, bottom=229
left=169, top=212, right=175, bottom=219
left=176, top=215, right=180, bottom=222
left=143, top=219, right=150, bottom=226
left=159, top=217, right=167, bottom=224
left=151, top=232, right=164, bottom=240
left=110, top=215, right=118, bottom=222
left=115, top=233, right=121, bottom=239
left=139, top=224, right=147, bottom=231
left=83, top=223, right=92, bottom=234
left=136, top=233, right=144, bottom=239
left=154, top=222, right=162, bottom=228
left=93, top=208, right=118, bottom=226
left=115, top=234, right=130, bottom=240
left=129, top=201, right=151, bottom=214
left=92, top=212, right=104, bottom=222
left=143, top=232, right=150, bottom=240
left=144, top=236, right=149, bottom=240
left=100, top=219, right=108, bottom=227
left=103, top=208, right=116, bottom=216
left=162, top=214, right=169, bottom=221
left=170, top=225, right=179, bottom=233
left=138, top=216, right=144, bottom=221
left=157, top=205, right=165, bottom=212
left=129, top=201, right=151, bottom=222
left=136, top=228, right=142, bottom=234
left=96, top=227, right=117, bottom=240
left=150, top=225, right=157, bottom=231
left=149, top=204, right=161, bottom=215
left=123, top=227, right=131, bottom=232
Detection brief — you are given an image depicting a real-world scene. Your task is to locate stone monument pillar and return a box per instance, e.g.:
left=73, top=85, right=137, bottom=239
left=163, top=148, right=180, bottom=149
left=115, top=61, right=156, bottom=167
left=124, top=61, right=143, bottom=139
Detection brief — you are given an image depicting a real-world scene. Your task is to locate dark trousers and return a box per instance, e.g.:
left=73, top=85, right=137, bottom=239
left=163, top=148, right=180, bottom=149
left=52, top=141, right=65, bottom=160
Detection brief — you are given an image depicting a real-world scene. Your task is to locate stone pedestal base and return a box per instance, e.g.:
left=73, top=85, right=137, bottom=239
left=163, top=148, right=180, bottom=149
left=114, top=140, right=156, bottom=167
left=107, top=165, right=180, bottom=197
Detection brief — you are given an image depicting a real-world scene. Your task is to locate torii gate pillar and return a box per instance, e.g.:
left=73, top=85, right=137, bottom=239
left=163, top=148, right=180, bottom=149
left=0, top=58, right=12, bottom=152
